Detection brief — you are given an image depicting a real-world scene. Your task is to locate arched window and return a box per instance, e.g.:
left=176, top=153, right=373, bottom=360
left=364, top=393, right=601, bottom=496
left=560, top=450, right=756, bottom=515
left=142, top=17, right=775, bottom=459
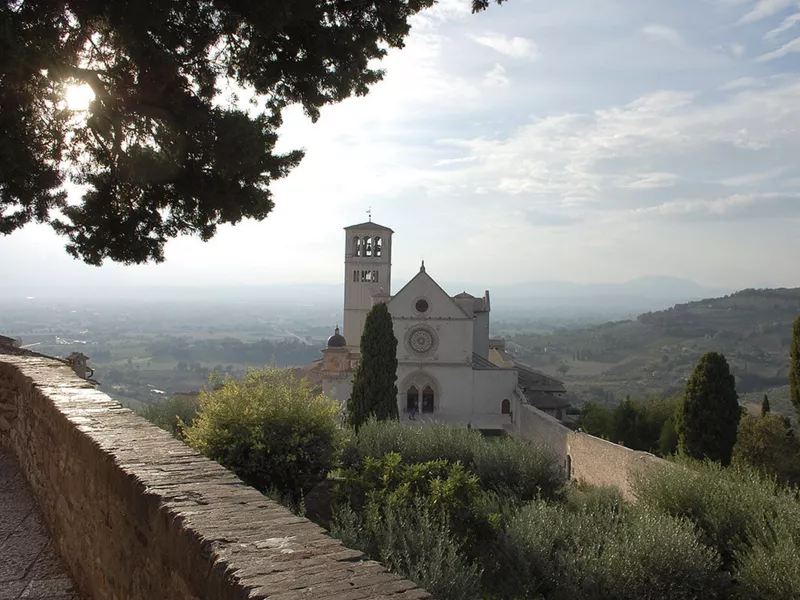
left=353, top=236, right=361, bottom=257
left=374, top=237, right=383, bottom=257
left=422, top=386, right=435, bottom=413
left=406, top=386, right=419, bottom=413
left=501, top=398, right=511, bottom=414
left=364, top=236, right=373, bottom=257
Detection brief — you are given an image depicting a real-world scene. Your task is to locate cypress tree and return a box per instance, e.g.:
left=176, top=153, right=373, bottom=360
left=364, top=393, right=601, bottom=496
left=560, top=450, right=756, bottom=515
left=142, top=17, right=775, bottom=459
left=676, top=352, right=740, bottom=465
left=347, top=302, right=398, bottom=430
left=761, top=394, right=770, bottom=417
left=791, top=316, right=800, bottom=420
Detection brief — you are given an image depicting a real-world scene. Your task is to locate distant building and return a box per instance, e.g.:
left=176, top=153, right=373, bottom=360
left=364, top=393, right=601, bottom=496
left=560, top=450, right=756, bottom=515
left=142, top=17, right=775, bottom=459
left=489, top=339, right=570, bottom=419
left=66, top=352, right=93, bottom=380
left=316, top=220, right=568, bottom=429
left=0, top=335, right=21, bottom=349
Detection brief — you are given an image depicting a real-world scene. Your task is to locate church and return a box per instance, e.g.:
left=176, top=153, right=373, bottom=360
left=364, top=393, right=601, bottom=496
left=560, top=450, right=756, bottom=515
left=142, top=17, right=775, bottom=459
left=319, top=219, right=568, bottom=430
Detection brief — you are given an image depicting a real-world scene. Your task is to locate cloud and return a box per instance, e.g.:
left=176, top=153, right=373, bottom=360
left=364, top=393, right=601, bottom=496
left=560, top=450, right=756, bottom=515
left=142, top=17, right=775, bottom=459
left=620, top=173, right=679, bottom=189
left=718, top=76, right=766, bottom=90
left=720, top=168, right=783, bottom=185
left=765, top=11, right=800, bottom=38
left=419, top=76, right=800, bottom=229
left=739, top=0, right=796, bottom=23
left=434, top=156, right=478, bottom=167
left=642, top=25, right=684, bottom=46
left=470, top=33, right=540, bottom=60
left=483, top=63, right=510, bottom=87
left=632, top=193, right=800, bottom=221
left=728, top=42, right=747, bottom=56
left=757, top=35, right=800, bottom=60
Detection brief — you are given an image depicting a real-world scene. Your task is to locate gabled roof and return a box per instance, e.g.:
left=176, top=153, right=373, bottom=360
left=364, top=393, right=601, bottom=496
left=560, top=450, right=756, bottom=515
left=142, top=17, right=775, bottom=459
left=472, top=353, right=513, bottom=370
left=389, top=264, right=471, bottom=319
left=345, top=221, right=394, bottom=232
left=524, top=390, right=571, bottom=410
left=515, top=362, right=566, bottom=393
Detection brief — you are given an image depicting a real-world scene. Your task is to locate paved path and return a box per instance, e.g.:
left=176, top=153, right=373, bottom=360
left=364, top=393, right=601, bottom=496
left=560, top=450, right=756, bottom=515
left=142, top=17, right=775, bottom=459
left=0, top=450, right=82, bottom=599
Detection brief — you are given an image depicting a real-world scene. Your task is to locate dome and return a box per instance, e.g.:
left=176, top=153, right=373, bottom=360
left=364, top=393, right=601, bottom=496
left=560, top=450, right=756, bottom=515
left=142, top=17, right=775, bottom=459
left=327, top=326, right=347, bottom=348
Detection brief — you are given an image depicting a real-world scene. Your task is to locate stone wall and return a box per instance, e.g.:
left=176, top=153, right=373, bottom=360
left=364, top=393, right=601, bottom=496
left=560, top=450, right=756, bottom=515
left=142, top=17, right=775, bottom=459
left=0, top=354, right=429, bottom=600
left=514, top=399, right=667, bottom=500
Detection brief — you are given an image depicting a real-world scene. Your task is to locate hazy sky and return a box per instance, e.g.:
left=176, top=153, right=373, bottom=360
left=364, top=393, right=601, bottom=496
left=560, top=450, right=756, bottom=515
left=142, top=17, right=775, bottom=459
left=3, top=0, right=800, bottom=292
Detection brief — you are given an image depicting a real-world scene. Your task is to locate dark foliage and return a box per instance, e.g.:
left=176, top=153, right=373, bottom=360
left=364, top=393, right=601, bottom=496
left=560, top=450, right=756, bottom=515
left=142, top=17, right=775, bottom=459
left=677, top=352, right=740, bottom=465
left=733, top=414, right=800, bottom=486
left=1, top=0, right=502, bottom=263
left=347, top=303, right=398, bottom=429
left=761, top=393, right=770, bottom=416
left=341, top=419, right=564, bottom=500
left=576, top=395, right=679, bottom=456
left=791, top=316, right=800, bottom=419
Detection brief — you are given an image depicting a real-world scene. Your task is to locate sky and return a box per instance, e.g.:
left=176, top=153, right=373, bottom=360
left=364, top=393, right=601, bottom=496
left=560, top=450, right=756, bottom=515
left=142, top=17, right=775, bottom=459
left=2, top=0, right=800, bottom=293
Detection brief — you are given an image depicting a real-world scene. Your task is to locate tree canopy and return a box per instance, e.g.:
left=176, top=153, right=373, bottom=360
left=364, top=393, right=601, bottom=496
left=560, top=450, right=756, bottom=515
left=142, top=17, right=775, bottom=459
left=676, top=352, right=740, bottom=465
left=790, top=316, right=800, bottom=419
left=1, top=0, right=503, bottom=264
left=347, top=302, right=398, bottom=429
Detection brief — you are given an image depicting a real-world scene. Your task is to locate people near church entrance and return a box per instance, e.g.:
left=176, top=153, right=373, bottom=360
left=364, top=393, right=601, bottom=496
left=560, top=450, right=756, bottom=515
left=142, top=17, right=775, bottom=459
left=409, top=400, right=419, bottom=421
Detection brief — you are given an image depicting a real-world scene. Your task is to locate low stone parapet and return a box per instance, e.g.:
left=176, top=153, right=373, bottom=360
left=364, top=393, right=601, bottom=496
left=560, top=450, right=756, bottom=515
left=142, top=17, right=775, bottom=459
left=514, top=399, right=667, bottom=500
left=0, top=354, right=429, bottom=600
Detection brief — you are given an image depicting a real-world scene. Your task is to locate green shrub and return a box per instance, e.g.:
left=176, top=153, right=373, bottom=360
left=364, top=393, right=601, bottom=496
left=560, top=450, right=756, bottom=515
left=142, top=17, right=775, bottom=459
left=501, top=500, right=723, bottom=600
left=732, top=414, right=800, bottom=486
left=342, top=419, right=563, bottom=500
left=472, top=435, right=563, bottom=501
left=331, top=500, right=482, bottom=600
left=563, top=483, right=625, bottom=516
left=184, top=367, right=342, bottom=500
left=138, top=395, right=199, bottom=438
left=736, top=526, right=800, bottom=600
left=342, top=419, right=483, bottom=467
left=634, top=459, right=800, bottom=569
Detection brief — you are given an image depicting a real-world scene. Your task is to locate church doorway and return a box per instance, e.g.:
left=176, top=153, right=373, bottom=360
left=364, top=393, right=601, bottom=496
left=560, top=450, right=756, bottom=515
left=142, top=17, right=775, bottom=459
left=501, top=399, right=511, bottom=414
left=406, top=386, right=419, bottom=413
left=422, top=386, right=435, bottom=413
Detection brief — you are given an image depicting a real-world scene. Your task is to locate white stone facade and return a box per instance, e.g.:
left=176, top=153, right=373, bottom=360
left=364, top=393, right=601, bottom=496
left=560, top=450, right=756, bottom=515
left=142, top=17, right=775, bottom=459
left=322, top=220, right=518, bottom=430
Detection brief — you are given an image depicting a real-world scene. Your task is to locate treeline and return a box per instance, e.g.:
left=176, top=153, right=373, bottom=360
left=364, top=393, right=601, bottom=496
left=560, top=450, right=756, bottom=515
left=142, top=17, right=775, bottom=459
left=578, top=402, right=800, bottom=487
left=576, top=396, right=679, bottom=456
left=146, top=336, right=321, bottom=367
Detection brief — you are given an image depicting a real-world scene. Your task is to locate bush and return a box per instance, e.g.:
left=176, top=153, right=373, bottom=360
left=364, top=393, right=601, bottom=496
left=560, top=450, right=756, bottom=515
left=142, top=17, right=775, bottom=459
left=736, top=526, right=800, bottom=600
left=341, top=419, right=564, bottom=500
left=331, top=501, right=482, bottom=600
left=732, top=414, right=800, bottom=486
left=563, top=483, right=625, bottom=516
left=184, top=367, right=342, bottom=501
left=634, top=459, right=800, bottom=569
left=138, top=395, right=199, bottom=439
left=501, top=500, right=723, bottom=600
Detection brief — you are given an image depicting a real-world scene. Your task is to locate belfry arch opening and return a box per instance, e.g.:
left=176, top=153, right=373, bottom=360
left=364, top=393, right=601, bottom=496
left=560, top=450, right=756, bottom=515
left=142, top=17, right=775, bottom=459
left=374, top=237, right=382, bottom=257
left=353, top=236, right=361, bottom=257
left=364, top=236, right=373, bottom=257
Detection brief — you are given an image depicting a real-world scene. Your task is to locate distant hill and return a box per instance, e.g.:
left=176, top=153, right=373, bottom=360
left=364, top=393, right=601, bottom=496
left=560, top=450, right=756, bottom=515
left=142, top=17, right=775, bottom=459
left=509, top=288, right=800, bottom=418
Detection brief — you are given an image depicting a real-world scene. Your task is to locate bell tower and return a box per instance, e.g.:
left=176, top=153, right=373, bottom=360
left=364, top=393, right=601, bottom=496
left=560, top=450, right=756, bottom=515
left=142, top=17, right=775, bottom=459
left=343, top=218, right=393, bottom=349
